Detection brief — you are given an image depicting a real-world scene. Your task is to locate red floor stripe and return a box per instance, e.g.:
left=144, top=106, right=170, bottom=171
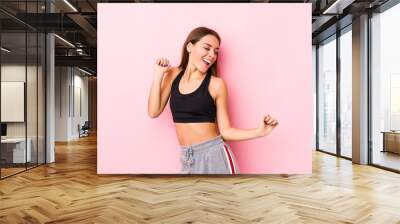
left=223, top=144, right=235, bottom=174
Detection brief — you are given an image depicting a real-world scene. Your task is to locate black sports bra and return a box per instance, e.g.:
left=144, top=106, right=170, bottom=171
left=170, top=70, right=216, bottom=123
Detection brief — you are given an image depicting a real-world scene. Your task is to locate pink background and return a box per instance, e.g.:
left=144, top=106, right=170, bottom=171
left=97, top=3, right=312, bottom=174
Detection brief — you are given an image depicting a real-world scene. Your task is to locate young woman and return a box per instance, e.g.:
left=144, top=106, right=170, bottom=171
left=147, top=27, right=278, bottom=174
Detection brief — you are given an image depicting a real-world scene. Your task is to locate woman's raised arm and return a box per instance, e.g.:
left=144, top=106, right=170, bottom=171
left=214, top=77, right=278, bottom=141
left=147, top=58, right=177, bottom=118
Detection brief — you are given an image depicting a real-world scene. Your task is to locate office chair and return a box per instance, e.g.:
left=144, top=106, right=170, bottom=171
left=79, top=121, right=90, bottom=138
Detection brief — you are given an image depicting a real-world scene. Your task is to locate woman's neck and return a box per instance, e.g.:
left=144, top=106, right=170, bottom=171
left=183, top=63, right=206, bottom=81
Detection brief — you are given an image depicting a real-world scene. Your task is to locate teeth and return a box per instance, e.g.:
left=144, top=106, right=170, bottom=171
left=203, top=59, right=211, bottom=65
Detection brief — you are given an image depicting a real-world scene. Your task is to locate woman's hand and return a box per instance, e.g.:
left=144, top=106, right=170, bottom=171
left=154, top=57, right=171, bottom=77
left=257, top=114, right=278, bottom=137
left=148, top=57, right=173, bottom=118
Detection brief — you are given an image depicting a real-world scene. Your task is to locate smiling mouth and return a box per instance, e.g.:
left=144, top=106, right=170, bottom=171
left=202, top=58, right=211, bottom=66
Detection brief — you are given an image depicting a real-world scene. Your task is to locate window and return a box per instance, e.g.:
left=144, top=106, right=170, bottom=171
left=317, top=36, right=337, bottom=154
left=339, top=27, right=352, bottom=158
left=371, top=2, right=400, bottom=171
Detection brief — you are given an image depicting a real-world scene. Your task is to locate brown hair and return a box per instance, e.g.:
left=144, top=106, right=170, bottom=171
left=178, top=27, right=221, bottom=77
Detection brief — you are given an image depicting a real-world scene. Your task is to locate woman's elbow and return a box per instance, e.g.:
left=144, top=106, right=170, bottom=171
left=219, top=127, right=231, bottom=140
left=147, top=108, right=160, bottom=118
left=148, top=113, right=158, bottom=119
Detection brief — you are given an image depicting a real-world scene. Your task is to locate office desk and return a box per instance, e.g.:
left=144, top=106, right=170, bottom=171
left=1, top=138, right=32, bottom=163
left=381, top=131, right=400, bottom=154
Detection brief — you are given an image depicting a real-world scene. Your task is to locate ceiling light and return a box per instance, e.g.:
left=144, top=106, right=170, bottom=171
left=322, top=0, right=354, bottom=14
left=54, top=34, right=75, bottom=48
left=1, top=47, right=11, bottom=53
left=63, top=0, right=78, bottom=12
left=78, top=67, right=93, bottom=76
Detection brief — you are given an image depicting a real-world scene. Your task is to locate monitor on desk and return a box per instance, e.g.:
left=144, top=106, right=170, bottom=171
left=1, top=123, right=7, bottom=138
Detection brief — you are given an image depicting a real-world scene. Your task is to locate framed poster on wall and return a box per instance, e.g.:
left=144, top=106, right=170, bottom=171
left=1, top=81, right=25, bottom=122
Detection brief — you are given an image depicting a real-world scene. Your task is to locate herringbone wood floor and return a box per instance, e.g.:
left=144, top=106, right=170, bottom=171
left=1, top=134, right=400, bottom=224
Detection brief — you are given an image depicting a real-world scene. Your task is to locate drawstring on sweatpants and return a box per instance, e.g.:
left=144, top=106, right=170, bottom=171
left=182, top=147, right=194, bottom=168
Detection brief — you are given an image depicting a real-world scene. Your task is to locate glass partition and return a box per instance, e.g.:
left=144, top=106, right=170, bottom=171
left=371, top=3, right=400, bottom=171
left=339, top=27, right=352, bottom=158
left=1, top=31, right=28, bottom=177
left=317, top=35, right=337, bottom=154
left=0, top=1, right=46, bottom=179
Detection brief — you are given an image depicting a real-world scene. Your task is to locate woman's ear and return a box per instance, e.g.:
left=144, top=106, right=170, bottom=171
left=186, top=43, right=193, bottom=53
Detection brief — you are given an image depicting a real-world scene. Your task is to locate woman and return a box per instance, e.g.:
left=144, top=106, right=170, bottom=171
left=148, top=27, right=278, bottom=174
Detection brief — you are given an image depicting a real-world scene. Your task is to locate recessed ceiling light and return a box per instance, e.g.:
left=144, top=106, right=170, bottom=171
left=54, top=34, right=75, bottom=48
left=1, top=47, right=11, bottom=53
left=78, top=67, right=93, bottom=76
left=63, top=0, right=78, bottom=12
left=322, top=0, right=354, bottom=15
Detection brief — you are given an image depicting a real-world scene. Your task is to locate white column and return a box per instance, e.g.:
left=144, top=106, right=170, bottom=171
left=352, top=14, right=369, bottom=164
left=46, top=1, right=55, bottom=163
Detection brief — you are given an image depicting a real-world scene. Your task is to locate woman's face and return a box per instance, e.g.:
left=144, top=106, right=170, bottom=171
left=188, top=34, right=220, bottom=73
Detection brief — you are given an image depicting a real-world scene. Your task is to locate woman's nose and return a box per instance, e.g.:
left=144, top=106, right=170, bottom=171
left=208, top=51, right=216, bottom=59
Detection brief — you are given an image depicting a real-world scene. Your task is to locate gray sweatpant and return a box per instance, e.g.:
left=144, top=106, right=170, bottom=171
left=180, top=135, right=240, bottom=174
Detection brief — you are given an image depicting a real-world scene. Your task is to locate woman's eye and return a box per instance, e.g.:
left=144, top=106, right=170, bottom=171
left=202, top=46, right=218, bottom=55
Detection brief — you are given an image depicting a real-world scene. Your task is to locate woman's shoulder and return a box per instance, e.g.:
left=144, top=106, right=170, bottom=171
left=164, top=66, right=182, bottom=84
left=210, top=75, right=225, bottom=88
left=209, top=75, right=227, bottom=97
left=170, top=66, right=183, bottom=79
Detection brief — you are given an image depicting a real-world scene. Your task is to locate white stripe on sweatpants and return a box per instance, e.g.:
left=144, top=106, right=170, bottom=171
left=222, top=144, right=236, bottom=174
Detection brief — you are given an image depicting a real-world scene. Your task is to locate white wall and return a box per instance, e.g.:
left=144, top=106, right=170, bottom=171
left=1, top=65, right=41, bottom=137
left=1, top=64, right=46, bottom=164
left=72, top=72, right=89, bottom=138
left=55, top=66, right=89, bottom=141
left=55, top=66, right=70, bottom=141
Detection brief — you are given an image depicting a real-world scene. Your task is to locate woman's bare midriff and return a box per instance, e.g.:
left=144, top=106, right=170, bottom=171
left=174, top=122, right=220, bottom=147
